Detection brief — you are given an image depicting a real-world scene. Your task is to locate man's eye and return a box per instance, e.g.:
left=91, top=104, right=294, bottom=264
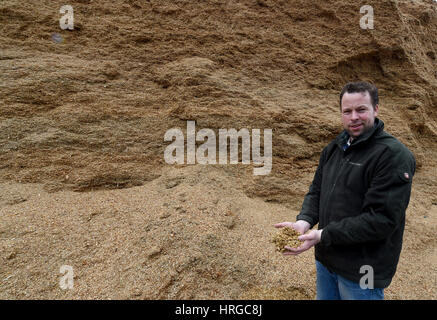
left=343, top=110, right=351, bottom=114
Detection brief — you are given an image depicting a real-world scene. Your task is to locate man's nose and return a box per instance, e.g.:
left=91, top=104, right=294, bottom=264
left=351, top=110, right=359, bottom=120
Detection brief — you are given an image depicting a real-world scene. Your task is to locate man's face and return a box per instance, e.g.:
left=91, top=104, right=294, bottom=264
left=341, top=91, right=378, bottom=139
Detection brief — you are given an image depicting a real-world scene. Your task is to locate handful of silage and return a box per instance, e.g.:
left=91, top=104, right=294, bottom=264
left=272, top=227, right=302, bottom=252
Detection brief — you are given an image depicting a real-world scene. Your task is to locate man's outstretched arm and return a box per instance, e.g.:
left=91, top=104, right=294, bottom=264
left=295, top=148, right=326, bottom=228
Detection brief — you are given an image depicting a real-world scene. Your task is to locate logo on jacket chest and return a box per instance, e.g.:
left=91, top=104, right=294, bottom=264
left=348, top=161, right=363, bottom=166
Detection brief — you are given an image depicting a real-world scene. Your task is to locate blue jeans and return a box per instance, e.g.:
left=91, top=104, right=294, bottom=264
left=316, top=260, right=384, bottom=300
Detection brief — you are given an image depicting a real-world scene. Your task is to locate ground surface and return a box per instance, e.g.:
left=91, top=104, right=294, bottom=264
left=0, top=0, right=436, bottom=299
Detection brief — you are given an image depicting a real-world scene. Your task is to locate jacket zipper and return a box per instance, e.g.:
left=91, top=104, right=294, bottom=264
left=331, top=157, right=349, bottom=193
left=323, top=150, right=350, bottom=224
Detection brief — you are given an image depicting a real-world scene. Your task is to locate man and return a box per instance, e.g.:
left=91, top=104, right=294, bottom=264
left=275, top=81, right=416, bottom=300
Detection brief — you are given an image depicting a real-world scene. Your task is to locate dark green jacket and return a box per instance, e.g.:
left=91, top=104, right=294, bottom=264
left=296, top=118, right=415, bottom=288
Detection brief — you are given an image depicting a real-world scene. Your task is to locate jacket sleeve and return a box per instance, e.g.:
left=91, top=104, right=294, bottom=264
left=295, top=148, right=326, bottom=228
left=320, top=146, right=416, bottom=246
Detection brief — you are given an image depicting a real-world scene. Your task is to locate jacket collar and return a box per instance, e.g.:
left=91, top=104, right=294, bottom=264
left=336, top=118, right=384, bottom=150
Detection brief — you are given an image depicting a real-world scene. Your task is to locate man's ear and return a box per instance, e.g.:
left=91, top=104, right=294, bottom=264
left=374, top=104, right=379, bottom=116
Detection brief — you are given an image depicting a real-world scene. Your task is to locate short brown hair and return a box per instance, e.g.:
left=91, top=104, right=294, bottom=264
left=340, top=81, right=379, bottom=110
